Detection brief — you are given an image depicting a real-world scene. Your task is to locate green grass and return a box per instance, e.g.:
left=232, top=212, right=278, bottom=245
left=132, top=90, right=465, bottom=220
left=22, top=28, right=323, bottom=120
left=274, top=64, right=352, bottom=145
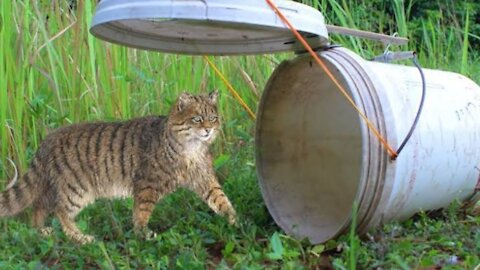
left=1, top=0, right=480, bottom=268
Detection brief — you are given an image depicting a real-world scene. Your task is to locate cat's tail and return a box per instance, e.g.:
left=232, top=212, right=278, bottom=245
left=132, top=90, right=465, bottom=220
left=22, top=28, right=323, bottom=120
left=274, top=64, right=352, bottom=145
left=0, top=161, right=43, bottom=217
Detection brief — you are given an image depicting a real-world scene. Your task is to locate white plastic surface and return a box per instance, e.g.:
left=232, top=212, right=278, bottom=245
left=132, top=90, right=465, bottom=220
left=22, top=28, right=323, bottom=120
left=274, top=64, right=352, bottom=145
left=256, top=47, right=480, bottom=243
left=90, top=0, right=329, bottom=55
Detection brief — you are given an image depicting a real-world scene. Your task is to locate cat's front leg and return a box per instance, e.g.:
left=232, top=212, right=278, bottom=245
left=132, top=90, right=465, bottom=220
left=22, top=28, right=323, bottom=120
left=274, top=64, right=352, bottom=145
left=194, top=178, right=237, bottom=225
left=132, top=182, right=161, bottom=239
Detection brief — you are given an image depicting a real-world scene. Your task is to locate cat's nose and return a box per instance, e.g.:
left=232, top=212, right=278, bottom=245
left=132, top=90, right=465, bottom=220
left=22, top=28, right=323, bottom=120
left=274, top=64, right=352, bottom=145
left=205, top=128, right=211, bottom=135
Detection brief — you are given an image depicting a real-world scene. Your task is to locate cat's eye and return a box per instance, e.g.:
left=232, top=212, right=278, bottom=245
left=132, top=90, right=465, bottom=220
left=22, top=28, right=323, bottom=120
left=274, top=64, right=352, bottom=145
left=209, top=116, right=218, bottom=122
left=192, top=116, right=203, bottom=123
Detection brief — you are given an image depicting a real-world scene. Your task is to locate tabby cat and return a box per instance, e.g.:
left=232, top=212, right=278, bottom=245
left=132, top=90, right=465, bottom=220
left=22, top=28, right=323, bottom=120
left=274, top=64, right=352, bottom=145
left=0, top=91, right=236, bottom=244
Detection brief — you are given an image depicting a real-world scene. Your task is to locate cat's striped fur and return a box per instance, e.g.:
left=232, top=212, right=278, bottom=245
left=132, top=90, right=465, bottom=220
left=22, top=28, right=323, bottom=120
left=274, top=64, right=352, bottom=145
left=0, top=91, right=236, bottom=244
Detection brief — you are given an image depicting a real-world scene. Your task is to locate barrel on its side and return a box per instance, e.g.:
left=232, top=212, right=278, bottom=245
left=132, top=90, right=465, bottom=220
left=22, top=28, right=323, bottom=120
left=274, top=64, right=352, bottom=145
left=255, top=47, right=480, bottom=244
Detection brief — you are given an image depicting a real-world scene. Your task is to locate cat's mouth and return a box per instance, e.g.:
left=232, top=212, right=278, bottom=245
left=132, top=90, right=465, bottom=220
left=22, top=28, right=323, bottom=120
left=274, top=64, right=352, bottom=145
left=196, top=129, right=214, bottom=141
left=198, top=134, right=211, bottom=141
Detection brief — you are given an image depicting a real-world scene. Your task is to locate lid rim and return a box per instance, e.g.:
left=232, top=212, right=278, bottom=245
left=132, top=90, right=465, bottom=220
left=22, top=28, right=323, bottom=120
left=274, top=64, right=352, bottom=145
left=90, top=0, right=329, bottom=55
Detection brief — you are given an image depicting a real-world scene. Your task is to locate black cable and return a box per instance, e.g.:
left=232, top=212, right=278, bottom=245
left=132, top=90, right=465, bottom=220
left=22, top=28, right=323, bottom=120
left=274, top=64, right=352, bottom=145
left=393, top=52, right=426, bottom=159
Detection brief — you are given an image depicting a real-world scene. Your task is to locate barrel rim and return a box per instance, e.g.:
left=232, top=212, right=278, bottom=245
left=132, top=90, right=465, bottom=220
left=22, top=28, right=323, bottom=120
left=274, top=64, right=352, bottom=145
left=255, top=47, right=394, bottom=243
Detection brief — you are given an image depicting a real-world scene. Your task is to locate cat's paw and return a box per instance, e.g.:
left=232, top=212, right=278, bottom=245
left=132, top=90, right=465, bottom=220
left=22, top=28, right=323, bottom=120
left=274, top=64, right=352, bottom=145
left=135, top=227, right=157, bottom=240
left=39, top=226, right=54, bottom=236
left=144, top=229, right=157, bottom=240
left=228, top=214, right=237, bottom=226
left=75, top=234, right=95, bottom=245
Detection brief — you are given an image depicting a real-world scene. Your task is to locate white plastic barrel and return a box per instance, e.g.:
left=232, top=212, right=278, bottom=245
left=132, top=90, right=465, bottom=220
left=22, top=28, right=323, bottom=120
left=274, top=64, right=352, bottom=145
left=256, top=47, right=480, bottom=244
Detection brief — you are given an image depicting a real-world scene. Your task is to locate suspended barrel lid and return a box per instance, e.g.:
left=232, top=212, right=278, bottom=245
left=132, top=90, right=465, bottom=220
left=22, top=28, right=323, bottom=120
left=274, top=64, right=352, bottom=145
left=89, top=0, right=329, bottom=55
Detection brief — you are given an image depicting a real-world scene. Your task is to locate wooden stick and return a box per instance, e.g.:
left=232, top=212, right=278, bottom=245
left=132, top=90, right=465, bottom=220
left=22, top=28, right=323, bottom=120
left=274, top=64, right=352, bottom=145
left=326, top=24, right=409, bottom=45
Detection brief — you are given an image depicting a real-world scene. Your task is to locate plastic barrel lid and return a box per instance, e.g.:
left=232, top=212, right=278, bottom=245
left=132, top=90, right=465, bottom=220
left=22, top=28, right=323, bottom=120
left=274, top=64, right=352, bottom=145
left=90, top=0, right=329, bottom=55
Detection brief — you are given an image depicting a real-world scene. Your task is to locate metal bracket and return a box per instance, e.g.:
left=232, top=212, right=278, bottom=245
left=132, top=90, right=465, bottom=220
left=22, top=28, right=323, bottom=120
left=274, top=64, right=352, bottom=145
left=372, top=33, right=414, bottom=63
left=373, top=50, right=416, bottom=63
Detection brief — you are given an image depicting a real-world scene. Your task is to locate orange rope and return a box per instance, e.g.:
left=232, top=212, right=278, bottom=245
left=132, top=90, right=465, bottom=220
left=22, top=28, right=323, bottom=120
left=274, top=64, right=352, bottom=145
left=203, top=56, right=256, bottom=120
left=265, top=0, right=398, bottom=159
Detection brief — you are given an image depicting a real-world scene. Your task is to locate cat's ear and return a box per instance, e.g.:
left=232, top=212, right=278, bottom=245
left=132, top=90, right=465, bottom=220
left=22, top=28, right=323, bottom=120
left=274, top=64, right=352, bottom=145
left=176, top=92, right=194, bottom=112
left=208, top=90, right=219, bottom=104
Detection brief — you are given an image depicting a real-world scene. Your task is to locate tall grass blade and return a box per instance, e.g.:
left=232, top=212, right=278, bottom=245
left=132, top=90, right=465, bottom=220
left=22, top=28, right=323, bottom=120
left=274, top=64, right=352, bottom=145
left=392, top=0, right=408, bottom=38
left=461, top=7, right=470, bottom=75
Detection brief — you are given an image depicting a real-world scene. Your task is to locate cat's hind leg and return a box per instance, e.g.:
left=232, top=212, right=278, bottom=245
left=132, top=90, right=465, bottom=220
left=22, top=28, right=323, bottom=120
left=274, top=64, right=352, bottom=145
left=55, top=208, right=94, bottom=244
left=32, top=198, right=54, bottom=236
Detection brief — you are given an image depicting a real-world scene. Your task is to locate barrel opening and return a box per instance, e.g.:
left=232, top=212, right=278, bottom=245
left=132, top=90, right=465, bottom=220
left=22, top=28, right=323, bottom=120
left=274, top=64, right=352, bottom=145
left=256, top=54, right=364, bottom=243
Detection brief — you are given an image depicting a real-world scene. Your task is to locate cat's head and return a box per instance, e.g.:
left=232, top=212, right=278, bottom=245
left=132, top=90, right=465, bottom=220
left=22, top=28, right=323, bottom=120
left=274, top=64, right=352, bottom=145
left=168, top=90, right=220, bottom=145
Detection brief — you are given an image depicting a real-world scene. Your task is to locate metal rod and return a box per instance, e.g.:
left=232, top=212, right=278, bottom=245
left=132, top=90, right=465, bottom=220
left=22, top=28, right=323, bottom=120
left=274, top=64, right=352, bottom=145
left=326, top=24, right=409, bottom=45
